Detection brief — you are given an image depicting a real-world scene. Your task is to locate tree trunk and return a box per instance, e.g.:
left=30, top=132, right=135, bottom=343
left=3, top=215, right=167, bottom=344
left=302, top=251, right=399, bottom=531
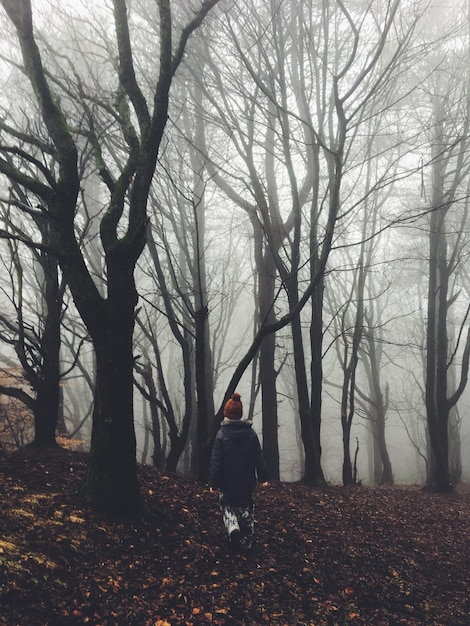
left=33, top=376, right=60, bottom=447
left=137, top=360, right=165, bottom=470
left=306, top=283, right=326, bottom=485
left=447, top=352, right=462, bottom=484
left=341, top=413, right=354, bottom=485
left=448, top=405, right=462, bottom=484
left=258, top=251, right=280, bottom=480
left=290, top=289, right=323, bottom=486
left=80, top=280, right=141, bottom=515
left=364, top=322, right=393, bottom=485
left=32, top=249, right=62, bottom=447
left=195, top=305, right=215, bottom=481
left=190, top=89, right=216, bottom=481
left=374, top=409, right=393, bottom=484
left=425, top=96, right=452, bottom=493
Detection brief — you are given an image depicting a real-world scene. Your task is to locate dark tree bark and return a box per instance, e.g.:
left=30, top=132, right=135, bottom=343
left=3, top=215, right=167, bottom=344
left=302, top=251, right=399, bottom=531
left=32, top=244, right=62, bottom=447
left=80, top=276, right=140, bottom=512
left=258, top=251, right=281, bottom=481
left=308, top=281, right=326, bottom=485
left=195, top=304, right=212, bottom=478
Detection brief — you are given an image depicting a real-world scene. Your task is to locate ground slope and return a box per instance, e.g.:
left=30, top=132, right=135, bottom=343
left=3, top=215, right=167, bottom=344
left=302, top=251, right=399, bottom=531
left=0, top=448, right=469, bottom=625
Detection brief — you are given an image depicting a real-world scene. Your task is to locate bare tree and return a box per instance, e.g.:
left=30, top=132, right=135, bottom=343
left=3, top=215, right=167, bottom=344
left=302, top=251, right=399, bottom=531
left=425, top=87, right=470, bottom=491
left=0, top=189, right=66, bottom=447
left=193, top=0, right=422, bottom=486
left=0, top=0, right=219, bottom=515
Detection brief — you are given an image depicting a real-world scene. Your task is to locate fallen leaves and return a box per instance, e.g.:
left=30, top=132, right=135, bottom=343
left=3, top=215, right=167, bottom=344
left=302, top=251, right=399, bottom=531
left=1, top=447, right=469, bottom=625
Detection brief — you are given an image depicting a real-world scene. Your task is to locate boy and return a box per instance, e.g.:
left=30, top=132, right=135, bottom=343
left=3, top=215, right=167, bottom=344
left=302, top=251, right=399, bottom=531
left=209, top=392, right=268, bottom=551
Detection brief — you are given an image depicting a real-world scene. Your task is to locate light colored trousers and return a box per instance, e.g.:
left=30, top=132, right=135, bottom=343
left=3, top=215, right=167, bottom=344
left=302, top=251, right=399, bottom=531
left=219, top=497, right=255, bottom=548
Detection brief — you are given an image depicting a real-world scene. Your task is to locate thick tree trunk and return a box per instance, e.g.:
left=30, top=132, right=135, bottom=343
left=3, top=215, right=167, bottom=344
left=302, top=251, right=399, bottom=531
left=33, top=378, right=60, bottom=447
left=305, top=283, right=326, bottom=486
left=259, top=252, right=280, bottom=480
left=196, top=305, right=215, bottom=481
left=32, top=253, right=62, bottom=447
left=291, top=303, right=319, bottom=484
left=166, top=438, right=186, bottom=473
left=80, top=281, right=142, bottom=515
left=260, top=332, right=280, bottom=480
left=427, top=415, right=451, bottom=491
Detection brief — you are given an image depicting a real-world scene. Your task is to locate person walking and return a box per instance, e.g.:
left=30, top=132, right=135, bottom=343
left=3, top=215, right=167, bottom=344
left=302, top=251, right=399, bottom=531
left=209, top=392, right=268, bottom=552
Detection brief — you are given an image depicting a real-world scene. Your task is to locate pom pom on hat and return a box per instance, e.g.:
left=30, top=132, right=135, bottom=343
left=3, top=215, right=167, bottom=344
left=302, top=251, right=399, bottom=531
left=224, top=392, right=243, bottom=420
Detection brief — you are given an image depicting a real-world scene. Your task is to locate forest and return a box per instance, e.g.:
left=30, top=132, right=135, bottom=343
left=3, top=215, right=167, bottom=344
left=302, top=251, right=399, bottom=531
left=1, top=1, right=470, bottom=624
left=0, top=0, right=470, bottom=510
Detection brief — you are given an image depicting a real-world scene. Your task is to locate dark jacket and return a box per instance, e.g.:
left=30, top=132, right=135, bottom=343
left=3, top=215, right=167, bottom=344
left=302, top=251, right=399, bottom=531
left=209, top=419, right=269, bottom=503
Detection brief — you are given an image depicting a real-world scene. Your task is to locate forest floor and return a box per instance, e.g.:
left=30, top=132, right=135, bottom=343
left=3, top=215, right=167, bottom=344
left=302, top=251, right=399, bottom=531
left=0, top=448, right=469, bottom=626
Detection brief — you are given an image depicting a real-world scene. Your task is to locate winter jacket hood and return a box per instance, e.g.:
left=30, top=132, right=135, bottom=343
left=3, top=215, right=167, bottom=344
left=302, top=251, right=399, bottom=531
left=221, top=417, right=253, bottom=427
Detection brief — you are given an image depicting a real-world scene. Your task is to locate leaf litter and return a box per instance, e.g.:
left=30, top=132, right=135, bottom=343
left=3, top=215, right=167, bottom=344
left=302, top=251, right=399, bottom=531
left=1, top=447, right=469, bottom=625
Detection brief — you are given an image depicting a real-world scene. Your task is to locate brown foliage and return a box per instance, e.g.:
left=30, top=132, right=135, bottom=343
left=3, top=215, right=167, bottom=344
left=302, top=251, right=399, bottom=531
left=1, top=447, right=469, bottom=625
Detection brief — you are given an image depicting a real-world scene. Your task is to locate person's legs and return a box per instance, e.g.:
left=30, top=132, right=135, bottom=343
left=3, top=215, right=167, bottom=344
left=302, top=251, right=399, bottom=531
left=219, top=495, right=255, bottom=551
left=220, top=497, right=241, bottom=547
left=238, top=502, right=254, bottom=549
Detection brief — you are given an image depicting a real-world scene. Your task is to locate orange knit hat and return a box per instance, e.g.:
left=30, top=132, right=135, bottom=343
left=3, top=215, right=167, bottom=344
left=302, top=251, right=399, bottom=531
left=224, top=392, right=243, bottom=420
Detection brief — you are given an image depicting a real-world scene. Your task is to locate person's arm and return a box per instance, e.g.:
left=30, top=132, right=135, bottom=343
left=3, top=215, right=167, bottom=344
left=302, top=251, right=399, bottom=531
left=208, top=433, right=223, bottom=490
left=253, top=433, right=269, bottom=484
